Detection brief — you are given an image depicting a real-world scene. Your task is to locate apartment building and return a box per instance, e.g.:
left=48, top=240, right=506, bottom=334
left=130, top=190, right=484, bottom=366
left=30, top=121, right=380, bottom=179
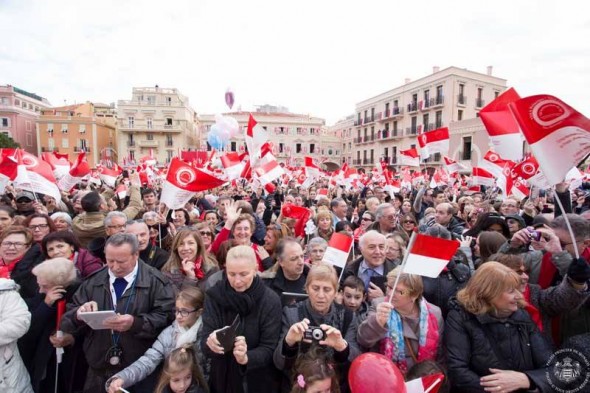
left=36, top=102, right=116, bottom=166
left=0, top=85, right=51, bottom=154
left=351, top=66, right=507, bottom=170
left=329, top=114, right=355, bottom=166
left=117, top=86, right=199, bottom=165
left=198, top=106, right=339, bottom=167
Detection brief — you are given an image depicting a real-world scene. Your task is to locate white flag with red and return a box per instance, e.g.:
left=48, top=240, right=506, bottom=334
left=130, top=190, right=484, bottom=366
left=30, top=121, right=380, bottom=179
left=160, top=157, right=226, bottom=209
left=245, top=114, right=269, bottom=165
left=13, top=149, right=61, bottom=202
left=510, top=155, right=550, bottom=189
left=41, top=152, right=71, bottom=180
left=220, top=152, right=245, bottom=181
left=443, top=156, right=467, bottom=174
left=57, top=152, right=91, bottom=191
left=418, top=127, right=449, bottom=160
left=511, top=178, right=530, bottom=200
left=322, top=232, right=353, bottom=270
left=403, top=234, right=459, bottom=278
left=405, top=373, right=444, bottom=393
left=480, top=151, right=514, bottom=178
left=471, top=167, right=495, bottom=187
left=400, top=148, right=420, bottom=167
left=254, top=159, right=285, bottom=186
left=99, top=166, right=122, bottom=188
left=509, top=94, right=590, bottom=185
left=305, top=156, right=321, bottom=180
left=480, top=88, right=524, bottom=161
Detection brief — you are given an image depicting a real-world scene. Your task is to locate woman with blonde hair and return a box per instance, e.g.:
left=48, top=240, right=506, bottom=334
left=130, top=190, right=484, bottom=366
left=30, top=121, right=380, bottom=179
left=444, top=262, right=553, bottom=392
left=162, top=229, right=218, bottom=292
left=313, top=210, right=334, bottom=242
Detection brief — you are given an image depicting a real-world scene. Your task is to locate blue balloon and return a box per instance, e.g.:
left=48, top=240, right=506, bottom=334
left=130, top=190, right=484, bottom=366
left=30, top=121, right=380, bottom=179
left=207, top=131, right=226, bottom=150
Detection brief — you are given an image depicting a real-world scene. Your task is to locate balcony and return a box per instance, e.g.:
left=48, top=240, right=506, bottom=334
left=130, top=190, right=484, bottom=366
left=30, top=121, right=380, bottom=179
left=407, top=102, right=418, bottom=113
left=354, top=137, right=363, bottom=144
left=127, top=141, right=136, bottom=147
left=424, top=123, right=435, bottom=132
left=353, top=159, right=363, bottom=166
left=363, top=158, right=374, bottom=165
left=434, top=96, right=444, bottom=106
left=166, top=141, right=174, bottom=147
left=74, top=146, right=91, bottom=153
left=435, top=121, right=443, bottom=129
left=457, top=94, right=467, bottom=106
left=390, top=156, right=398, bottom=164
left=405, top=126, right=417, bottom=135
left=475, top=98, right=485, bottom=108
left=392, top=106, right=402, bottom=116
left=354, top=119, right=363, bottom=126
left=41, top=147, right=59, bottom=152
left=139, top=140, right=159, bottom=147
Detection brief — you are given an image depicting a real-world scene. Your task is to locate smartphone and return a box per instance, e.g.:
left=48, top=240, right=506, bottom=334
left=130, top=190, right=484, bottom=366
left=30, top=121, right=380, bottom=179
left=369, top=275, right=387, bottom=293
left=216, top=314, right=240, bottom=353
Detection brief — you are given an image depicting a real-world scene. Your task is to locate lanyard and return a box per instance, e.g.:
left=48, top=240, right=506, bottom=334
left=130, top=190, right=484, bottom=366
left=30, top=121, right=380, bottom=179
left=111, top=273, right=138, bottom=347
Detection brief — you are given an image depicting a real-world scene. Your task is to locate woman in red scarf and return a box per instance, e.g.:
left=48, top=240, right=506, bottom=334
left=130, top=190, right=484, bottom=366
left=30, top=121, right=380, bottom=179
left=161, top=229, right=219, bottom=292
left=0, top=227, right=32, bottom=280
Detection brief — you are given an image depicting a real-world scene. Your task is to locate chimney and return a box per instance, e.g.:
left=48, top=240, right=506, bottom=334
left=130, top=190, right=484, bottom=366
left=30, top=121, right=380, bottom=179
left=487, top=66, right=493, bottom=76
left=404, top=78, right=411, bottom=84
left=433, top=66, right=440, bottom=74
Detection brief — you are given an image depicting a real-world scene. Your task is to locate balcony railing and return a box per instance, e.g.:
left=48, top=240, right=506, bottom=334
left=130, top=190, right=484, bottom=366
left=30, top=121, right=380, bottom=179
left=353, top=159, right=362, bottom=166
left=424, top=123, right=435, bottom=132
left=434, top=96, right=444, bottom=106
left=139, top=140, right=159, bottom=147
left=406, top=126, right=417, bottom=135
left=476, top=98, right=485, bottom=108
left=354, top=119, right=363, bottom=126
left=407, top=102, right=418, bottom=112
left=166, top=141, right=174, bottom=147
left=435, top=121, right=443, bottom=129
left=391, top=156, right=398, bottom=164
left=363, top=158, right=374, bottom=165
left=457, top=94, right=467, bottom=105
left=74, top=146, right=91, bottom=153
left=127, top=140, right=136, bottom=147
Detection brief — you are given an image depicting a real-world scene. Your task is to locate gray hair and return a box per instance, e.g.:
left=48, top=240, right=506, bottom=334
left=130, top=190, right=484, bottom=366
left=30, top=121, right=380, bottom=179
left=375, top=203, right=394, bottom=219
left=32, top=257, right=77, bottom=286
left=358, top=230, right=386, bottom=249
left=50, top=212, right=72, bottom=226
left=105, top=233, right=139, bottom=254
left=142, top=211, right=158, bottom=221
left=104, top=211, right=127, bottom=226
left=550, top=214, right=590, bottom=241
left=275, top=237, right=302, bottom=261
left=306, top=237, right=327, bottom=252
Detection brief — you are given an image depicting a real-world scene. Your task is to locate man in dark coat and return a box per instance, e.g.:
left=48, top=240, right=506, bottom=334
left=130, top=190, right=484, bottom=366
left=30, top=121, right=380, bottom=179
left=125, top=220, right=169, bottom=270
left=60, top=233, right=175, bottom=393
left=262, top=238, right=309, bottom=305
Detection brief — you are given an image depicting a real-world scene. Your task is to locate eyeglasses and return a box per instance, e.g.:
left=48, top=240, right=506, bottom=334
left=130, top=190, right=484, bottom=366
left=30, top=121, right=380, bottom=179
left=402, top=220, right=415, bottom=224
left=387, top=286, right=408, bottom=296
left=382, top=215, right=397, bottom=221
left=107, top=224, right=126, bottom=230
left=175, top=308, right=197, bottom=318
left=16, top=199, right=33, bottom=203
left=1, top=241, right=28, bottom=249
left=29, top=224, right=49, bottom=231
left=199, top=231, right=213, bottom=237
left=361, top=217, right=373, bottom=222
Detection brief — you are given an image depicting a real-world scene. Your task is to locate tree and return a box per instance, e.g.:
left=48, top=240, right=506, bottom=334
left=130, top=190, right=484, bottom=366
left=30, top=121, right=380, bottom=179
left=0, top=133, right=19, bottom=148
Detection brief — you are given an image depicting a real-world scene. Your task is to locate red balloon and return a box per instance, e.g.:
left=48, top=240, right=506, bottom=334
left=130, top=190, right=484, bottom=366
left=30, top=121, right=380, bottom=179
left=348, top=353, right=406, bottom=393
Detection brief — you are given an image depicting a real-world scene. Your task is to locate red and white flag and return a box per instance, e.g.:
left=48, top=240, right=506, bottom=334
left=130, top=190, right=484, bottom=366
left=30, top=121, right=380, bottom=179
left=99, top=166, right=122, bottom=188
left=322, top=232, right=354, bottom=270
left=417, top=127, right=450, bottom=160
left=471, top=167, right=495, bottom=187
left=220, top=152, right=245, bottom=181
left=254, top=159, right=285, bottom=186
left=510, top=155, right=550, bottom=189
left=480, top=150, right=514, bottom=178
left=160, top=158, right=225, bottom=209
left=511, top=178, right=530, bottom=200
left=400, top=148, right=420, bottom=167
left=509, top=94, right=590, bottom=185
left=405, top=373, right=444, bottom=393
left=403, top=234, right=459, bottom=278
left=315, top=188, right=329, bottom=200
left=57, top=152, right=90, bottom=191
left=41, top=152, right=71, bottom=179
left=13, top=149, right=61, bottom=202
left=304, top=156, right=321, bottom=179
left=443, top=156, right=467, bottom=174
left=281, top=204, right=312, bottom=237
left=245, top=114, right=268, bottom=165
left=480, top=88, right=524, bottom=161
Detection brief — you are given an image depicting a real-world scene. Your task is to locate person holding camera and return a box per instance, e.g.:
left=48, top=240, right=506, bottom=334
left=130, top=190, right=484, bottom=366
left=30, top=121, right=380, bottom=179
left=273, top=263, right=361, bottom=393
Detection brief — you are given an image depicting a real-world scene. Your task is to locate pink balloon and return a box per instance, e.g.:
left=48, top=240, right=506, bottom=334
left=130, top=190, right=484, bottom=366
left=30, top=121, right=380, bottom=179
left=348, top=353, right=406, bottom=393
left=225, top=89, right=235, bottom=109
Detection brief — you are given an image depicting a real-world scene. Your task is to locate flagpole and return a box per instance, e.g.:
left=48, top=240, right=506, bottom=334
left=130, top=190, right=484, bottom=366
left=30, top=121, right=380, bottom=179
left=423, top=377, right=443, bottom=393
left=388, top=231, right=417, bottom=303
left=552, top=189, right=580, bottom=259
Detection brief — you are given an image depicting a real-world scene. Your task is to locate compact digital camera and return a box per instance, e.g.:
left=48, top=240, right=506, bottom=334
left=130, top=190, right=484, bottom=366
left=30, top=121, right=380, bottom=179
left=304, top=326, right=326, bottom=341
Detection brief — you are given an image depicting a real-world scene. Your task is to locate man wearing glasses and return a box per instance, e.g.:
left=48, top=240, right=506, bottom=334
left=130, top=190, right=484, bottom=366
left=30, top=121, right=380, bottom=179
left=368, top=203, right=398, bottom=235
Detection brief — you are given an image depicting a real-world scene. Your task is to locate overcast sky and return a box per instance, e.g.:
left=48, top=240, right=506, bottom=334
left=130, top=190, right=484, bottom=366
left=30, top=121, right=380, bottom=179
left=1, top=0, right=588, bottom=124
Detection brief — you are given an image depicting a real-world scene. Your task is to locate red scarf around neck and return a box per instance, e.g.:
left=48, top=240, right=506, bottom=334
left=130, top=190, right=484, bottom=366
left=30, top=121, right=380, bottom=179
left=523, top=285, right=543, bottom=332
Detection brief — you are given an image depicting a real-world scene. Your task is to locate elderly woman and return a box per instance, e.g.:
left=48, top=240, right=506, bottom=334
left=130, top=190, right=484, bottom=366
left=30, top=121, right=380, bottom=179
left=357, top=266, right=443, bottom=374
left=306, top=237, right=328, bottom=266
left=23, top=213, right=57, bottom=244
left=18, top=258, right=83, bottom=393
left=274, top=263, right=361, bottom=392
left=201, top=245, right=282, bottom=393
left=353, top=211, right=375, bottom=244
left=385, top=233, right=405, bottom=266
left=313, top=210, right=334, bottom=242
left=210, top=200, right=272, bottom=272
left=41, top=231, right=103, bottom=279
left=444, top=262, right=553, bottom=392
left=161, top=229, right=218, bottom=292
left=50, top=212, right=72, bottom=232
left=143, top=211, right=172, bottom=251
left=0, top=277, right=33, bottom=393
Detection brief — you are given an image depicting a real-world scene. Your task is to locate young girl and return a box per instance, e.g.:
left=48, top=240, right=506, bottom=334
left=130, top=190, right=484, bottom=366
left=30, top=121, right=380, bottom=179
left=106, top=287, right=208, bottom=393
left=155, top=347, right=208, bottom=393
left=290, top=350, right=340, bottom=393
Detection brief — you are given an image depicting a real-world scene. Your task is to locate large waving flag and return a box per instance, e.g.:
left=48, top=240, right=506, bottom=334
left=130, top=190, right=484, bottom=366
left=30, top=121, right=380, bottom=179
left=220, top=152, right=245, bottom=181
left=254, top=159, right=284, bottom=187
left=57, top=152, right=90, bottom=191
left=480, top=88, right=524, bottom=161
left=417, top=127, right=449, bottom=160
left=42, top=152, right=71, bottom=180
left=443, top=156, right=467, bottom=174
left=480, top=150, right=514, bottom=178
left=510, top=155, right=550, bottom=189
left=509, top=94, right=590, bottom=185
left=160, top=157, right=225, bottom=209
left=400, top=148, right=420, bottom=167
left=245, top=114, right=268, bottom=165
left=304, top=156, right=321, bottom=179
left=471, top=167, right=495, bottom=187
left=403, top=234, right=459, bottom=278
left=13, top=149, right=61, bottom=201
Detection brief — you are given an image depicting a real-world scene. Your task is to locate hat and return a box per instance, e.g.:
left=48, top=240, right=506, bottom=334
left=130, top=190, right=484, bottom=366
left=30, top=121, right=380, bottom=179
left=505, top=214, right=525, bottom=228
left=16, top=191, right=35, bottom=201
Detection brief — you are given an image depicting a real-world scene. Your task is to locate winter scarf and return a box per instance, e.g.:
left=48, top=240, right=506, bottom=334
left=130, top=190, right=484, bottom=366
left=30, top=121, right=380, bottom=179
left=523, top=285, right=543, bottom=332
left=175, top=317, right=203, bottom=348
left=208, top=275, right=266, bottom=317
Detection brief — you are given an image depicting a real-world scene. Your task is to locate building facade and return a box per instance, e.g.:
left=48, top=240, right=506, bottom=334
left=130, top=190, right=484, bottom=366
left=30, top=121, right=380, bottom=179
left=36, top=102, right=117, bottom=166
left=0, top=85, right=51, bottom=153
left=350, top=66, right=507, bottom=170
left=116, top=86, right=199, bottom=165
left=198, top=107, right=340, bottom=167
left=329, top=115, right=355, bottom=166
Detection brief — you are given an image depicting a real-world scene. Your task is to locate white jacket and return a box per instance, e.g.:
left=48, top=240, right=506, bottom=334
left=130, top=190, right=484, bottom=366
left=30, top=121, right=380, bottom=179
left=0, top=279, right=33, bottom=393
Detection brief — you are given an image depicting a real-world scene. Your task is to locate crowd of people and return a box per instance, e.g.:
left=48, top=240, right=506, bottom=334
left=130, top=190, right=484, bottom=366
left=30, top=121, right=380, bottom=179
left=1, top=172, right=590, bottom=393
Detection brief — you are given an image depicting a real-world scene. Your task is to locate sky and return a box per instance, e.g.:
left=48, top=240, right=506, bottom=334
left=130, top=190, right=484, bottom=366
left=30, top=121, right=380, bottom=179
left=1, top=0, right=589, bottom=125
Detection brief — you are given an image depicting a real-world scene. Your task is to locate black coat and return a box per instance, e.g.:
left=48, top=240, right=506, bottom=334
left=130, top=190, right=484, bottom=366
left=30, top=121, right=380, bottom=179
left=262, top=265, right=309, bottom=305
left=140, top=243, right=169, bottom=270
left=422, top=257, right=470, bottom=318
left=200, top=275, right=282, bottom=393
left=341, top=257, right=398, bottom=288
left=10, top=243, right=44, bottom=304
left=444, top=299, right=553, bottom=392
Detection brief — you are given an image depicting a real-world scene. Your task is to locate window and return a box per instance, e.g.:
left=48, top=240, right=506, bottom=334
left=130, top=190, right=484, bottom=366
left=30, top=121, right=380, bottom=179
left=435, top=111, right=442, bottom=128
left=462, top=137, right=472, bottom=160
left=146, top=117, right=153, bottom=129
left=166, top=135, right=173, bottom=146
left=459, top=84, right=465, bottom=96
left=165, top=118, right=173, bottom=127
left=166, top=97, right=172, bottom=105
left=129, top=151, right=135, bottom=161
left=61, top=124, right=68, bottom=133
left=48, top=138, right=55, bottom=150
left=279, top=143, right=284, bottom=153
left=495, top=91, right=500, bottom=99
left=370, top=108, right=375, bottom=121
left=385, top=102, right=390, bottom=114
left=384, top=147, right=389, bottom=157
left=411, top=116, right=417, bottom=134
left=231, top=141, right=236, bottom=152
left=22, top=101, right=26, bottom=108
left=147, top=134, right=154, bottom=141
left=47, top=123, right=53, bottom=132
left=79, top=124, right=86, bottom=134
left=328, top=149, right=333, bottom=155
left=476, top=87, right=484, bottom=107
left=310, top=143, right=315, bottom=154
left=1, top=118, right=9, bottom=127
left=26, top=134, right=32, bottom=146
left=14, top=99, right=20, bottom=106
left=424, top=89, right=430, bottom=103
left=296, top=143, right=302, bottom=153
left=26, top=121, right=31, bottom=131
left=167, top=150, right=174, bottom=162
left=423, top=114, right=429, bottom=131
left=458, top=110, right=463, bottom=121
left=370, top=126, right=374, bottom=140
left=436, top=85, right=443, bottom=99
left=128, top=117, right=134, bottom=128
left=62, top=138, right=69, bottom=148
left=393, top=121, right=398, bottom=135
left=0, top=97, right=8, bottom=104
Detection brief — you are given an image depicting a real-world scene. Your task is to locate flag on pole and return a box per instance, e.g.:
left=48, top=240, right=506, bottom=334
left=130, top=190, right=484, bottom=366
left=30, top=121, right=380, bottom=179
left=403, top=234, right=459, bottom=278
left=322, top=233, right=353, bottom=270
left=13, top=149, right=61, bottom=202
left=400, top=148, right=420, bottom=167
left=220, top=152, right=245, bottom=181
left=245, top=114, right=268, bottom=165
left=480, top=151, right=514, bottom=178
left=417, top=127, right=450, bottom=159
left=510, top=155, right=550, bottom=188
left=442, top=156, right=466, bottom=174
left=480, top=88, right=524, bottom=161
left=254, top=160, right=285, bottom=186
left=57, top=152, right=90, bottom=191
left=509, top=94, right=590, bottom=185
left=405, top=373, right=444, bottom=393
left=304, top=156, right=321, bottom=179
left=471, top=167, right=495, bottom=187
left=281, top=204, right=311, bottom=237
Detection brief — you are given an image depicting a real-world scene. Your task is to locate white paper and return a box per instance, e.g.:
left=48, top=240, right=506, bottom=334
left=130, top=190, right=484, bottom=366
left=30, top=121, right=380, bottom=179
left=78, top=310, right=117, bottom=330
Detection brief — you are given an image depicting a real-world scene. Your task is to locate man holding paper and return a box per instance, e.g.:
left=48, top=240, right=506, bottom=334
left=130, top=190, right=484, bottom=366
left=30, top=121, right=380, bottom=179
left=60, top=233, right=175, bottom=393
